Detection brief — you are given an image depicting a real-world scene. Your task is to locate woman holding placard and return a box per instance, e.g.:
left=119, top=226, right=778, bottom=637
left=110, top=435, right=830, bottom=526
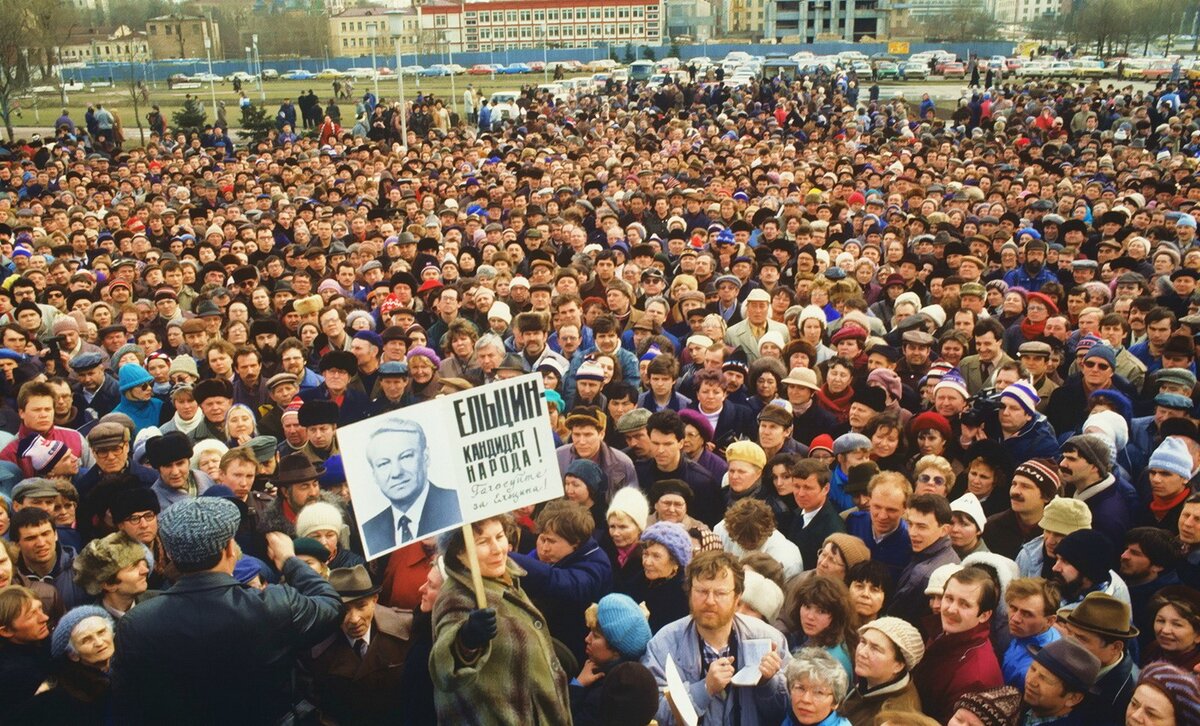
left=430, top=514, right=572, bottom=725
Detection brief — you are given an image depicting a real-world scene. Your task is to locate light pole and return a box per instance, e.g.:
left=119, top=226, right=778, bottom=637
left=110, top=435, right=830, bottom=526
left=204, top=35, right=217, bottom=119
left=394, top=36, right=408, bottom=148
left=253, top=35, right=265, bottom=102
left=542, top=13, right=549, bottom=82
left=446, top=30, right=457, bottom=115
left=54, top=46, right=67, bottom=106
left=371, top=28, right=380, bottom=98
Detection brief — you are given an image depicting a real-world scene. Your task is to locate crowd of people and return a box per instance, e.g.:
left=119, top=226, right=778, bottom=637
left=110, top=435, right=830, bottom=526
left=0, top=58, right=1199, bottom=726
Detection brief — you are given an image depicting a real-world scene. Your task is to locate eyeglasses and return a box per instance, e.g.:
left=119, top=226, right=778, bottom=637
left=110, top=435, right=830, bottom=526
left=917, top=474, right=946, bottom=485
left=790, top=683, right=834, bottom=700
left=123, top=512, right=157, bottom=525
left=691, top=587, right=735, bottom=602
left=1082, top=360, right=1111, bottom=371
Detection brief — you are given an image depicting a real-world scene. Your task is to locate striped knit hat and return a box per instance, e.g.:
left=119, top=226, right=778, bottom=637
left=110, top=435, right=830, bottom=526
left=953, top=686, right=1021, bottom=726
left=1014, top=458, right=1061, bottom=500
left=933, top=368, right=970, bottom=400
left=999, top=380, right=1039, bottom=417
left=1138, top=662, right=1200, bottom=726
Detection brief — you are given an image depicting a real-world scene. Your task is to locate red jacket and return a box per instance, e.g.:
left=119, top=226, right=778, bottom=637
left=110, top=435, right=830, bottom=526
left=913, top=621, right=1003, bottom=722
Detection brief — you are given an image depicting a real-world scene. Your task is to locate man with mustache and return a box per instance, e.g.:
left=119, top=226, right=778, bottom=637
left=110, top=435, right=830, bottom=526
left=983, top=459, right=1059, bottom=559
left=914, top=566, right=1004, bottom=722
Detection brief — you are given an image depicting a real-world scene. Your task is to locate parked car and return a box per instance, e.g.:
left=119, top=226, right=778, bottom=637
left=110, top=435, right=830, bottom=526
left=898, top=62, right=929, bottom=80
left=281, top=69, right=315, bottom=80
left=467, top=64, right=500, bottom=75
left=941, top=61, right=966, bottom=78
left=226, top=71, right=257, bottom=82
left=1142, top=60, right=1175, bottom=79
left=419, top=65, right=454, bottom=77
left=873, top=61, right=900, bottom=80
left=260, top=68, right=280, bottom=79
left=315, top=69, right=345, bottom=79
left=400, top=65, right=425, bottom=76
left=376, top=66, right=395, bottom=77
left=194, top=72, right=223, bottom=82
left=499, top=63, right=532, bottom=74
left=345, top=67, right=377, bottom=80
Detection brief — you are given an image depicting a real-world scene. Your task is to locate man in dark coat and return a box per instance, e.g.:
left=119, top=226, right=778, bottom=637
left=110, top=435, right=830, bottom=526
left=635, top=410, right=723, bottom=527
left=299, top=350, right=372, bottom=426
left=0, top=586, right=51, bottom=713
left=112, top=498, right=342, bottom=724
left=784, top=457, right=846, bottom=568
left=304, top=565, right=414, bottom=726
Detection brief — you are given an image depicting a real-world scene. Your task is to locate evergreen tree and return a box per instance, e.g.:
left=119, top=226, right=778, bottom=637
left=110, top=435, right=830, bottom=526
left=239, top=104, right=275, bottom=144
left=172, top=96, right=206, bottom=135
left=624, top=45, right=636, bottom=63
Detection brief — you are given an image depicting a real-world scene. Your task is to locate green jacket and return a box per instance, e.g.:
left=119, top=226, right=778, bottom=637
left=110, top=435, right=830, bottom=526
left=431, top=560, right=572, bottom=726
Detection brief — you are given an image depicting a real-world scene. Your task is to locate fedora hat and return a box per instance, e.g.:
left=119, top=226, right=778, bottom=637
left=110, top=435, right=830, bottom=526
left=1057, top=592, right=1139, bottom=640
left=329, top=565, right=381, bottom=602
left=274, top=453, right=326, bottom=487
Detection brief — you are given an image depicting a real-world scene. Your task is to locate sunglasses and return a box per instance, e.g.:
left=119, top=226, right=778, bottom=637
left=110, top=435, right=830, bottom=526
left=1082, top=360, right=1111, bottom=371
left=917, top=473, right=946, bottom=485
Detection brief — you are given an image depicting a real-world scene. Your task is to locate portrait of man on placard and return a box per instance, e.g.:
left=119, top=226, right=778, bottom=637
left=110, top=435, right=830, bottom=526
left=359, top=418, right=463, bottom=556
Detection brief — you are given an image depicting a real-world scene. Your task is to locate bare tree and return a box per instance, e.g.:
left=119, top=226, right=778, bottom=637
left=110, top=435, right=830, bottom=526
left=0, top=0, right=37, bottom=141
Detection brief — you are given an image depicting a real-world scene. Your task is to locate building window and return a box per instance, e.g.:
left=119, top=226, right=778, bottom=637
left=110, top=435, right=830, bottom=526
left=548, top=9, right=559, bottom=19
left=519, top=9, right=531, bottom=20
left=507, top=26, right=517, bottom=37
left=480, top=28, right=491, bottom=38
left=562, top=25, right=573, bottom=35
left=506, top=10, right=517, bottom=21
left=149, top=25, right=157, bottom=34
left=589, top=7, right=601, bottom=18
left=633, top=7, right=643, bottom=16
left=435, top=14, right=446, bottom=26
left=548, top=25, right=559, bottom=35
left=603, top=6, right=615, bottom=17
left=618, top=22, right=629, bottom=33
left=520, top=26, right=531, bottom=36
left=534, top=9, right=544, bottom=20
left=634, top=22, right=643, bottom=32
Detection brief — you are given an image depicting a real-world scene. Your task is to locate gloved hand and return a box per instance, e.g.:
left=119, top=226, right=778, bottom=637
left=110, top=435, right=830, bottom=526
left=459, top=608, right=498, bottom=650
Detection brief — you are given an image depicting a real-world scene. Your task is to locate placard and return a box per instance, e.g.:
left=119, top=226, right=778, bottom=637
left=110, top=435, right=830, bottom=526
left=338, top=373, right=562, bottom=560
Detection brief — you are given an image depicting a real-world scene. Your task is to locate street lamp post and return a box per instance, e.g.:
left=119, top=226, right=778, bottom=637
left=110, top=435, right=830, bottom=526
left=446, top=30, right=457, bottom=115
left=371, top=28, right=380, bottom=98
left=204, top=36, right=217, bottom=119
left=253, top=35, right=265, bottom=102
left=394, top=36, right=408, bottom=148
left=542, top=14, right=549, bottom=82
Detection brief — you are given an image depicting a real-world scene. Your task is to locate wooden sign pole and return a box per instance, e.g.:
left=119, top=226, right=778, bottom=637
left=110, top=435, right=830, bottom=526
left=460, top=522, right=488, bottom=608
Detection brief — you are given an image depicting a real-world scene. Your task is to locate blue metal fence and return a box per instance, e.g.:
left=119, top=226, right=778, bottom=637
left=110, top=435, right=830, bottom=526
left=61, top=40, right=1015, bottom=83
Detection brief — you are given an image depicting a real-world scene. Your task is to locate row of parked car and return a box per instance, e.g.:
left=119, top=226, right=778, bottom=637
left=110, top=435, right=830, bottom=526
left=164, top=58, right=621, bottom=85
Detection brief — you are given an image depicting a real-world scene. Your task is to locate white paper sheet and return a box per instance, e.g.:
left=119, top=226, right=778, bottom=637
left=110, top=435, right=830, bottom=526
left=731, top=638, right=773, bottom=686
left=664, top=654, right=699, bottom=726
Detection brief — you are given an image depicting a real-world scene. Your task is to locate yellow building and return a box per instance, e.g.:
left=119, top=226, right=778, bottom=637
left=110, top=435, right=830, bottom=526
left=145, top=14, right=222, bottom=60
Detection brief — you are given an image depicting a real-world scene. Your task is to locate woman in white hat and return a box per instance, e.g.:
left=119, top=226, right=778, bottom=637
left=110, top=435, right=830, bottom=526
left=839, top=616, right=926, bottom=725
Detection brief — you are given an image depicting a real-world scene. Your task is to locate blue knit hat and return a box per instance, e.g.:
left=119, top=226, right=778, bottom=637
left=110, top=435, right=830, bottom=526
left=1150, top=437, right=1194, bottom=480
left=51, top=605, right=113, bottom=660
left=158, top=498, right=242, bottom=568
left=999, top=380, right=1039, bottom=417
left=640, top=522, right=693, bottom=568
left=118, top=363, right=154, bottom=393
left=565, top=459, right=606, bottom=498
left=1084, top=344, right=1117, bottom=369
left=596, top=593, right=652, bottom=660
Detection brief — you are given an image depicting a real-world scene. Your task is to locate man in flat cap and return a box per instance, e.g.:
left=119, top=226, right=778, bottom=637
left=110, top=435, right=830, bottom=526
left=111, top=498, right=342, bottom=723
left=70, top=351, right=121, bottom=421
left=76, top=421, right=158, bottom=497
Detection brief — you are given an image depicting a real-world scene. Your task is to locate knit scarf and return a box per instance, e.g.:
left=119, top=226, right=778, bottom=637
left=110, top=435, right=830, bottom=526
left=1151, top=487, right=1190, bottom=517
left=817, top=385, right=855, bottom=423
left=171, top=409, right=203, bottom=435
left=1020, top=315, right=1047, bottom=341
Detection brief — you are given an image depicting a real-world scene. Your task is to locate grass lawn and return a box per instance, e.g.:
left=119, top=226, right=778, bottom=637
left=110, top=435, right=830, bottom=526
left=15, top=73, right=582, bottom=133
